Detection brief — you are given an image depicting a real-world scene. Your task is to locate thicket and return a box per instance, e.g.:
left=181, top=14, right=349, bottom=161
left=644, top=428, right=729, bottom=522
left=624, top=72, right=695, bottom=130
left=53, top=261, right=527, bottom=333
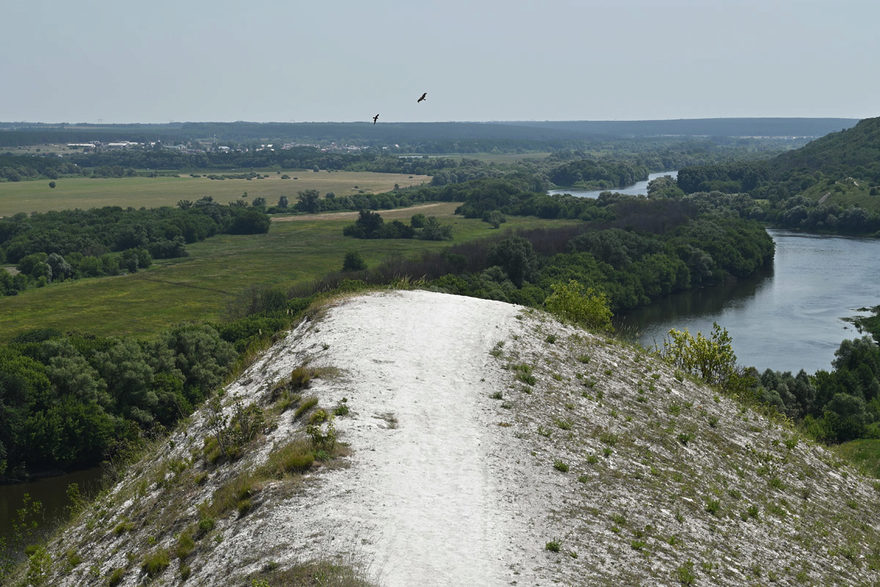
left=0, top=199, right=269, bottom=294
left=342, top=210, right=452, bottom=241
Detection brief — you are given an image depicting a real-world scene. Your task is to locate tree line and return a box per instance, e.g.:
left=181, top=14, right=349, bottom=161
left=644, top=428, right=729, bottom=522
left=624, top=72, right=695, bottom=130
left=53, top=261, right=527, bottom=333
left=0, top=200, right=269, bottom=295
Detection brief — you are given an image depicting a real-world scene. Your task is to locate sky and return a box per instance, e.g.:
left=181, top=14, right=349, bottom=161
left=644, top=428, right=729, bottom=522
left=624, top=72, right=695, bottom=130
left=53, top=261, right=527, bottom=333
left=2, top=0, right=878, bottom=124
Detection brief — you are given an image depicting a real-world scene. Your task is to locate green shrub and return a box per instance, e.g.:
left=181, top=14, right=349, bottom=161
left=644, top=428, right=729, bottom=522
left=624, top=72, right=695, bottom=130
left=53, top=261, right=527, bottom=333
left=294, top=396, right=319, bottom=420
left=175, top=531, right=195, bottom=559
left=142, top=550, right=170, bottom=577
left=512, top=363, right=536, bottom=385
left=544, top=280, right=613, bottom=332
left=662, top=322, right=737, bottom=389
left=106, top=567, right=125, bottom=586
left=545, top=540, right=561, bottom=552
left=676, top=561, right=696, bottom=585
left=307, top=409, right=336, bottom=450
left=263, top=439, right=315, bottom=477
left=553, top=460, right=569, bottom=472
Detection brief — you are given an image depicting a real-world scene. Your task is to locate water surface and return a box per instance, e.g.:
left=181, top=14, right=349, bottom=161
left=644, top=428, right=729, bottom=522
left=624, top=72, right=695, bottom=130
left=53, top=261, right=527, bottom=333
left=548, top=170, right=678, bottom=199
left=618, top=229, right=880, bottom=374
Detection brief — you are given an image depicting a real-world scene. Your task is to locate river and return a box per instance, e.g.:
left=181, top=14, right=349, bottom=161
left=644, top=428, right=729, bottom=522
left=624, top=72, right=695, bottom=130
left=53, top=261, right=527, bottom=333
left=617, top=229, right=880, bottom=374
left=0, top=467, right=103, bottom=553
left=548, top=170, right=678, bottom=198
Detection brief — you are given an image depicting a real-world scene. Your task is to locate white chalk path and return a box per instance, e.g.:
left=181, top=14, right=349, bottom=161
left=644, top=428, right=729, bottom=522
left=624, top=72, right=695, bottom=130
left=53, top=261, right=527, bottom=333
left=298, top=291, right=521, bottom=585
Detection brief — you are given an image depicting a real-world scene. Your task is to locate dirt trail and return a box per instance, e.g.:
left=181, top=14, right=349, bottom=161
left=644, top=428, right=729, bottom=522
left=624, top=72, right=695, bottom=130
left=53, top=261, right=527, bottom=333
left=262, top=291, right=527, bottom=585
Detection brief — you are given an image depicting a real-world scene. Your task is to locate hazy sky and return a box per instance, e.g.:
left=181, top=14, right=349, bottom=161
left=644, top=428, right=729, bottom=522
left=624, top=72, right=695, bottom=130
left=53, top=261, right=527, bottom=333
left=3, top=0, right=878, bottom=123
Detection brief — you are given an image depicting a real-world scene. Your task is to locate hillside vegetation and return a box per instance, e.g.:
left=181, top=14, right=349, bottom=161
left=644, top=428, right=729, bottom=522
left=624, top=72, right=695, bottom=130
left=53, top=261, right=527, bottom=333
left=676, top=117, right=880, bottom=233
left=15, top=291, right=880, bottom=586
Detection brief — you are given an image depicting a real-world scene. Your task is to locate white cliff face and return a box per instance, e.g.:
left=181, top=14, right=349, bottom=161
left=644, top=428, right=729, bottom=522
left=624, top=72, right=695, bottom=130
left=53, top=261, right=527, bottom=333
left=34, top=291, right=880, bottom=586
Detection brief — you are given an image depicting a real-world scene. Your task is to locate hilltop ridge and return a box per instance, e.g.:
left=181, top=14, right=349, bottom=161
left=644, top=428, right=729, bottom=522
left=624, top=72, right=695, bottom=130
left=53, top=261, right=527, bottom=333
left=26, top=291, right=880, bottom=586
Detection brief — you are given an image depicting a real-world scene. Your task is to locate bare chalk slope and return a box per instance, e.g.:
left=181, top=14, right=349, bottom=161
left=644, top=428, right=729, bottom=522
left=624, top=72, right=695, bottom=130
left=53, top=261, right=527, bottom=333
left=35, top=290, right=880, bottom=586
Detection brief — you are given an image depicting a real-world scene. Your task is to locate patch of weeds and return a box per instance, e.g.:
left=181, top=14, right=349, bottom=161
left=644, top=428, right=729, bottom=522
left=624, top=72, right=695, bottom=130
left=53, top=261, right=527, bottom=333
left=210, top=471, right=261, bottom=519
left=490, top=341, right=505, bottom=358
left=490, top=391, right=504, bottom=400
left=577, top=474, right=589, bottom=483
left=555, top=418, right=572, bottom=430
left=766, top=502, right=787, bottom=518
left=63, top=549, right=82, bottom=572
left=577, top=354, right=591, bottom=364
left=175, top=531, right=196, bottom=559
left=611, top=513, right=627, bottom=526
left=599, top=431, right=618, bottom=446
left=631, top=539, right=647, bottom=551
left=846, top=499, right=859, bottom=510
left=545, top=334, right=557, bottom=344
left=675, top=560, right=696, bottom=585
left=587, top=454, right=599, bottom=464
left=553, top=460, right=570, bottom=472
left=551, top=372, right=563, bottom=381
left=113, top=518, right=134, bottom=535
left=333, top=398, right=350, bottom=416
left=673, top=370, right=684, bottom=382
left=708, top=415, right=719, bottom=428
left=705, top=497, right=721, bottom=516
left=668, top=403, right=682, bottom=416
left=727, top=488, right=742, bottom=500
left=603, top=368, right=613, bottom=376
left=545, top=540, right=561, bottom=553
left=294, top=396, right=319, bottom=420
left=602, top=447, right=613, bottom=457
left=307, top=409, right=337, bottom=451
left=262, top=438, right=315, bottom=478
left=537, top=426, right=551, bottom=438
left=677, top=432, right=693, bottom=446
left=106, top=568, right=125, bottom=586
left=512, top=363, right=536, bottom=386
left=769, top=476, right=785, bottom=490
left=142, top=549, right=170, bottom=577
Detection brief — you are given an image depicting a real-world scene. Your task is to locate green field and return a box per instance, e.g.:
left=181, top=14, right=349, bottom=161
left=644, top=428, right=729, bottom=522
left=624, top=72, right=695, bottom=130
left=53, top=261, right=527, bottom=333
left=0, top=204, right=576, bottom=341
left=0, top=171, right=430, bottom=217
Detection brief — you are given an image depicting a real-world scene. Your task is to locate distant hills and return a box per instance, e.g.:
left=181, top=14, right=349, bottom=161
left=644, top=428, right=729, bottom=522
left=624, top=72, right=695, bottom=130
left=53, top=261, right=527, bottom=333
left=0, top=118, right=858, bottom=150
left=678, top=116, right=880, bottom=197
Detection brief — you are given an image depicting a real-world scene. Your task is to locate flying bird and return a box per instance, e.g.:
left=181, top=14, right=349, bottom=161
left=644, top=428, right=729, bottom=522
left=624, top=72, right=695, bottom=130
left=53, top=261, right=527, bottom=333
left=417, top=92, right=427, bottom=103
left=372, top=114, right=379, bottom=124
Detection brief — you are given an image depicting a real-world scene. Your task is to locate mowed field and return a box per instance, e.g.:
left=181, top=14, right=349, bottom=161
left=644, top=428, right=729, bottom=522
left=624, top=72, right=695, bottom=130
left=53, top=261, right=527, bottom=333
left=0, top=203, right=577, bottom=341
left=0, top=171, right=430, bottom=216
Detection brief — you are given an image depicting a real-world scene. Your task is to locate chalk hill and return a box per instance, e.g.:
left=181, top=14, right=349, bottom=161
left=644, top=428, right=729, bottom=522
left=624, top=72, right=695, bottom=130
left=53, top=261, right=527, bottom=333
left=32, top=291, right=880, bottom=585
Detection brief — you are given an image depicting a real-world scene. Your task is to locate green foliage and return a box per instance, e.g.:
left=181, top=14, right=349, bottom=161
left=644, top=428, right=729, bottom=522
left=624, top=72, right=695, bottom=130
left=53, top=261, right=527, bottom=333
left=204, top=399, right=265, bottom=464
left=262, top=439, right=315, bottom=477
left=307, top=409, right=337, bottom=451
left=662, top=322, right=737, bottom=389
left=142, top=549, right=170, bottom=577
left=676, top=560, right=696, bottom=585
left=545, top=540, right=561, bottom=553
left=294, top=396, right=319, bottom=420
left=342, top=251, right=367, bottom=272
left=544, top=280, right=613, bottom=332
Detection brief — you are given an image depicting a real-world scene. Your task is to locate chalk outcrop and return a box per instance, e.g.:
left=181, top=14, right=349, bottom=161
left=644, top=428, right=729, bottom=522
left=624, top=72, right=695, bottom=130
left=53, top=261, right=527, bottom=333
left=35, top=290, right=880, bottom=585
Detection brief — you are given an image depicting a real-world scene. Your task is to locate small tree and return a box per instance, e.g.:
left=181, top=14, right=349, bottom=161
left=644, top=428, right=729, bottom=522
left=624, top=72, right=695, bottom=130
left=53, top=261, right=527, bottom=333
left=662, top=322, right=737, bottom=388
left=342, top=251, right=367, bottom=272
left=544, top=280, right=613, bottom=332
left=48, top=181, right=56, bottom=189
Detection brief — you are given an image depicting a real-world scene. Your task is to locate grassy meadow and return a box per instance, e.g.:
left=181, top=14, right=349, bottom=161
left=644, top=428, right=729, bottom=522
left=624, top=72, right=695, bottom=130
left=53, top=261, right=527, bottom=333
left=0, top=170, right=430, bottom=217
left=0, top=203, right=576, bottom=341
